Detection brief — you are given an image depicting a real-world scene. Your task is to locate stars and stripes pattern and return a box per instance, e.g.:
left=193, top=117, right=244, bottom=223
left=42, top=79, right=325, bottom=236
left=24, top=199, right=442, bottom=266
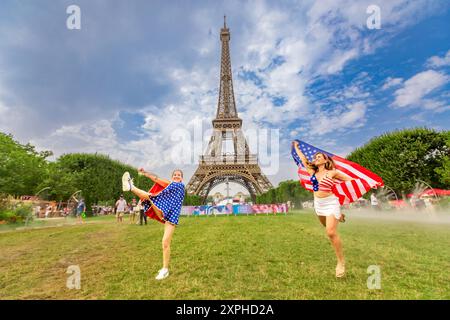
left=291, top=140, right=384, bottom=205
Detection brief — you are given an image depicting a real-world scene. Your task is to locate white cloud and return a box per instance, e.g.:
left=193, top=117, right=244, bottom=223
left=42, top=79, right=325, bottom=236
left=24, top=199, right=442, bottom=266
left=426, top=50, right=450, bottom=68
left=0, top=93, right=29, bottom=139
left=0, top=100, right=8, bottom=115
left=227, top=0, right=440, bottom=131
left=422, top=99, right=450, bottom=112
left=313, top=102, right=368, bottom=135
left=322, top=49, right=359, bottom=75
left=392, top=70, right=449, bottom=108
left=382, top=77, right=404, bottom=90
left=31, top=117, right=190, bottom=178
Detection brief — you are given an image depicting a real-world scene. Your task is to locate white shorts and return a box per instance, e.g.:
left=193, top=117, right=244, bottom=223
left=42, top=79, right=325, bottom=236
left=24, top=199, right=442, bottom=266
left=314, top=194, right=341, bottom=220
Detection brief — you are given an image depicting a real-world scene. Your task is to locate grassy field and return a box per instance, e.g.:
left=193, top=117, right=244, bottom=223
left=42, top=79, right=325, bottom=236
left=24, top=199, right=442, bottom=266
left=0, top=211, right=449, bottom=300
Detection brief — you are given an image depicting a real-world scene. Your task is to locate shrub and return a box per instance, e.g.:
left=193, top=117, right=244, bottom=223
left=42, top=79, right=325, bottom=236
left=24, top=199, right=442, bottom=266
left=13, top=204, right=33, bottom=223
left=0, top=198, right=33, bottom=224
left=0, top=211, right=14, bottom=223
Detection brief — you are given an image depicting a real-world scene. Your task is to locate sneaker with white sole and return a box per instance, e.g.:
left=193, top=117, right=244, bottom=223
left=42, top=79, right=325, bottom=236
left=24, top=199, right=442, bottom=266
left=122, top=172, right=134, bottom=192
left=155, top=268, right=169, bottom=280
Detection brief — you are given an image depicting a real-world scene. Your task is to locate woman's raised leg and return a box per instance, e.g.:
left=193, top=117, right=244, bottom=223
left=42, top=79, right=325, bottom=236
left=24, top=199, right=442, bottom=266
left=130, top=186, right=150, bottom=201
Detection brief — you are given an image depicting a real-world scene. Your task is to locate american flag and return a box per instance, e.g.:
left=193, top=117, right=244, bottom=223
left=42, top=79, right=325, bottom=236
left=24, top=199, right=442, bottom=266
left=291, top=140, right=384, bottom=205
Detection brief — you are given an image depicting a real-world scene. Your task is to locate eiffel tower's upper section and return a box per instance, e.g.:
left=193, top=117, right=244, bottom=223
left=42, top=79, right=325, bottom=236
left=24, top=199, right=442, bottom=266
left=213, top=16, right=241, bottom=130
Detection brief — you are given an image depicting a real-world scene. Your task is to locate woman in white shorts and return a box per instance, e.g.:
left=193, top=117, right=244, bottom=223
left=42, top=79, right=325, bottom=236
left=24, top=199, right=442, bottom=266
left=293, top=141, right=353, bottom=278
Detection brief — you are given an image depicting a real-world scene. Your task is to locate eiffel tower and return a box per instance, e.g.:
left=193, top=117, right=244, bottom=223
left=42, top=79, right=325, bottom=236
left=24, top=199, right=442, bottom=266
left=186, top=17, right=273, bottom=202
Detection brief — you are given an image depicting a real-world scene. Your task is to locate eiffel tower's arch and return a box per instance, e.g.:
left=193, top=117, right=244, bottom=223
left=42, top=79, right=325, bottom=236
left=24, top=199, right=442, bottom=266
left=186, top=17, right=273, bottom=204
left=192, top=171, right=263, bottom=202
left=207, top=177, right=257, bottom=196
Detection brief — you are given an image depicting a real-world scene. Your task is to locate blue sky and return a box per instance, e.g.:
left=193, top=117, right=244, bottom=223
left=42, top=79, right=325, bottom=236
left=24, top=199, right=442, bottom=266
left=0, top=0, right=449, bottom=195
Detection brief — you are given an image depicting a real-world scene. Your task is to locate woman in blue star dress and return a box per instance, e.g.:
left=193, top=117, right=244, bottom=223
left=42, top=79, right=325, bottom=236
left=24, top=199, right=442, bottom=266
left=122, top=168, right=185, bottom=280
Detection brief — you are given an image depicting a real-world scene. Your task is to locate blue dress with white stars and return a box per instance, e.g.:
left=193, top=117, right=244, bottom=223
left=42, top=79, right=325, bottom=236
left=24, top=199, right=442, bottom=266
left=143, top=182, right=185, bottom=225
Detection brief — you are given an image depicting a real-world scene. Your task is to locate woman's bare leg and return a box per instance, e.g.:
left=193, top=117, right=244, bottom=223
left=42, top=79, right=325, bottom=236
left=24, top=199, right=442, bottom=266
left=130, top=186, right=150, bottom=201
left=325, top=215, right=345, bottom=274
left=162, top=222, right=176, bottom=269
left=317, top=215, right=326, bottom=227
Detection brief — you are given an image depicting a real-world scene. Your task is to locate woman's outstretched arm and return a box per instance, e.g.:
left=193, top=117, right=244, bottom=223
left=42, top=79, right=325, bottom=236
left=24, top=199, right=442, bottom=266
left=292, top=141, right=315, bottom=175
left=139, top=168, right=170, bottom=186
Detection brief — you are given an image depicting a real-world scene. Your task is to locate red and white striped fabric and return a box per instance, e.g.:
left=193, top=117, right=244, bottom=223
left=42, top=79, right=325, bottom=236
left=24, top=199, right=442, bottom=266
left=292, top=140, right=384, bottom=205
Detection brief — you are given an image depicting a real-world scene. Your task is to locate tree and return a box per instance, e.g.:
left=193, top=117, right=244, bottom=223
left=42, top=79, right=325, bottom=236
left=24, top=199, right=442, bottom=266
left=347, top=128, right=449, bottom=194
left=0, top=133, right=51, bottom=196
left=256, top=180, right=313, bottom=207
left=183, top=193, right=202, bottom=206
left=435, top=130, right=450, bottom=185
left=39, top=153, right=154, bottom=214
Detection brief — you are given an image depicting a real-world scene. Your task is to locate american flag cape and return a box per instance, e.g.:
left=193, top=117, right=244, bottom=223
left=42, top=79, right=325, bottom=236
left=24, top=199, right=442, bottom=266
left=291, top=140, right=384, bottom=205
left=141, top=181, right=169, bottom=224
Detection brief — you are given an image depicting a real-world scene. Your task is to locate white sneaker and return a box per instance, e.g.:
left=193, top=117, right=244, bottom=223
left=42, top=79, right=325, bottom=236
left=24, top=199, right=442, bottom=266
left=122, top=172, right=134, bottom=192
left=155, top=268, right=169, bottom=280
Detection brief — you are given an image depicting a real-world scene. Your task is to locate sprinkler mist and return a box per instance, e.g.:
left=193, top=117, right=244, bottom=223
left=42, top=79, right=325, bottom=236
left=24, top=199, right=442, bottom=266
left=344, top=182, right=449, bottom=225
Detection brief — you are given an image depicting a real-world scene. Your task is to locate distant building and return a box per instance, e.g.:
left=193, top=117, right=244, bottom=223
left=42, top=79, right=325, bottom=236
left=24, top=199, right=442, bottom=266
left=217, top=198, right=233, bottom=206
left=213, top=192, right=225, bottom=204
left=233, top=192, right=249, bottom=203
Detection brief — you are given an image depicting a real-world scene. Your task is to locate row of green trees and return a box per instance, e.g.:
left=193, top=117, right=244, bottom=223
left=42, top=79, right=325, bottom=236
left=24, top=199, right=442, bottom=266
left=255, top=180, right=313, bottom=207
left=347, top=128, right=449, bottom=194
left=39, top=153, right=155, bottom=210
left=257, top=128, right=449, bottom=203
left=0, top=133, right=202, bottom=213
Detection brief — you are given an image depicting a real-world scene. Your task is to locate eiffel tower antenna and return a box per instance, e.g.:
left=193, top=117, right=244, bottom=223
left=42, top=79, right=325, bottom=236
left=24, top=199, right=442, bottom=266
left=186, top=18, right=273, bottom=203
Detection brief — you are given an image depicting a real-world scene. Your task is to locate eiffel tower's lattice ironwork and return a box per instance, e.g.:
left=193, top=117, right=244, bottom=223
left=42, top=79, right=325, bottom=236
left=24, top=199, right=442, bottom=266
left=186, top=17, right=273, bottom=202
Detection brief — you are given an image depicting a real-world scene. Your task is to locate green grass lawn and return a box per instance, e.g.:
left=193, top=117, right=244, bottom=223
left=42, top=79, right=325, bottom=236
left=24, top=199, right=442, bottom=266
left=0, top=211, right=449, bottom=300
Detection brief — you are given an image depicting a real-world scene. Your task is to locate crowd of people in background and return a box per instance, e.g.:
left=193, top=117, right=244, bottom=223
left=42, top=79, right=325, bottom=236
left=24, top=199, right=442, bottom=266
left=113, top=195, right=147, bottom=225
left=30, top=192, right=442, bottom=222
left=31, top=196, right=148, bottom=225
